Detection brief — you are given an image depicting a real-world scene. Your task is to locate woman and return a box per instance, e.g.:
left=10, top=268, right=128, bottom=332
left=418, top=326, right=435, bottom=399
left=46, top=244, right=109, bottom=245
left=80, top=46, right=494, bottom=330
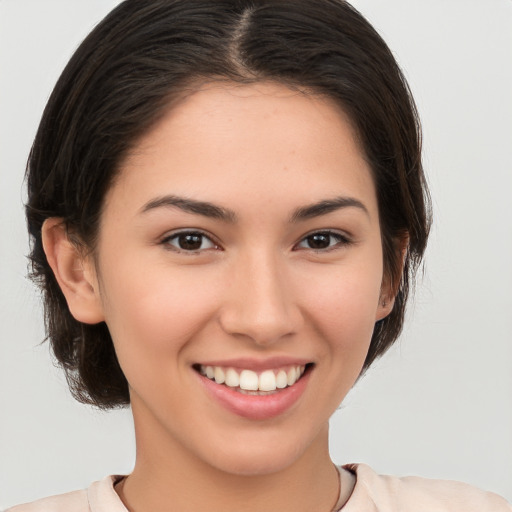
left=6, top=0, right=511, bottom=510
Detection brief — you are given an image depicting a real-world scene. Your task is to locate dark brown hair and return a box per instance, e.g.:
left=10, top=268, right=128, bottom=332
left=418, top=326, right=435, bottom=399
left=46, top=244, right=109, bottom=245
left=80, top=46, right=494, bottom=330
left=26, top=0, right=431, bottom=408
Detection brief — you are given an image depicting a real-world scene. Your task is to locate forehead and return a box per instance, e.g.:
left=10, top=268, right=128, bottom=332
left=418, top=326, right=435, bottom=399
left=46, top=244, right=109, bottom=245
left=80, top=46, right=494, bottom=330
left=106, top=81, right=376, bottom=219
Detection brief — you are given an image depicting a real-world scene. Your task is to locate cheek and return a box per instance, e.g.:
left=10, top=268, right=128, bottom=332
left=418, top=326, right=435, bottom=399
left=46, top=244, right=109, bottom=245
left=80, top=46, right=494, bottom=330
left=298, top=261, right=382, bottom=355
left=98, top=262, right=222, bottom=369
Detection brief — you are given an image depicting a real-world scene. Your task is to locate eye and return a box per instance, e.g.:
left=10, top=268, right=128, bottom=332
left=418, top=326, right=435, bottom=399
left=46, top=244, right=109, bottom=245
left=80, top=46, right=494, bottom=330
left=162, top=231, right=218, bottom=252
left=295, top=231, right=350, bottom=251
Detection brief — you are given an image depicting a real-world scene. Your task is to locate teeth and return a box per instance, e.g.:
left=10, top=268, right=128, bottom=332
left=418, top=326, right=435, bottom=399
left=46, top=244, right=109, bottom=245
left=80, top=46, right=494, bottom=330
left=276, top=370, right=288, bottom=389
left=287, top=367, right=297, bottom=386
left=239, top=369, right=259, bottom=391
left=225, top=368, right=240, bottom=388
left=199, top=364, right=307, bottom=392
left=214, top=366, right=225, bottom=384
left=258, top=370, right=276, bottom=392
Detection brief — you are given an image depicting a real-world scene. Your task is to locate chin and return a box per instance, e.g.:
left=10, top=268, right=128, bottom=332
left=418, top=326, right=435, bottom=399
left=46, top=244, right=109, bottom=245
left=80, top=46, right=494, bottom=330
left=202, top=424, right=327, bottom=477
left=211, top=447, right=303, bottom=477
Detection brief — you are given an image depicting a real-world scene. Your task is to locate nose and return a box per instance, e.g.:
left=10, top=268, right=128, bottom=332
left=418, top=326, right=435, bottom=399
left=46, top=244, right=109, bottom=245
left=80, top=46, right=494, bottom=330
left=218, top=252, right=301, bottom=346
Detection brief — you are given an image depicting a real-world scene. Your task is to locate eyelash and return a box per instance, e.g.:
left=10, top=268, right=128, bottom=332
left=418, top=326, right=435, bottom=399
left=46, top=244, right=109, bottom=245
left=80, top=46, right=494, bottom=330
left=294, top=230, right=352, bottom=252
left=161, top=230, right=219, bottom=253
left=160, top=229, right=352, bottom=254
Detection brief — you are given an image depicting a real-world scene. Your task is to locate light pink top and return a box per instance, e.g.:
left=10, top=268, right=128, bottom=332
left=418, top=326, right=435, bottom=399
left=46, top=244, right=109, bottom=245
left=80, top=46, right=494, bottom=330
left=6, top=464, right=511, bottom=511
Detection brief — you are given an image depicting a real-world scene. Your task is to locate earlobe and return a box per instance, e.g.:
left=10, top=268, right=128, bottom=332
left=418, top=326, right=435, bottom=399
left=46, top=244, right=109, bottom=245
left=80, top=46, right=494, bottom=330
left=376, top=233, right=409, bottom=321
left=42, top=218, right=105, bottom=324
left=375, top=295, right=395, bottom=321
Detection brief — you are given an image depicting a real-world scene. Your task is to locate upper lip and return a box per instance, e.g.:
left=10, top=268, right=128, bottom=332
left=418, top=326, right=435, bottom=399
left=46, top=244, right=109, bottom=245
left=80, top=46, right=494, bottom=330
left=194, top=356, right=313, bottom=372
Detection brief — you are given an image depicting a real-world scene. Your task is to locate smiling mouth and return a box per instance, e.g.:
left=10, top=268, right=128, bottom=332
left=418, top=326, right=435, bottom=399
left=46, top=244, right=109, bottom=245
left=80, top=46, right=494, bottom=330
left=193, top=364, right=313, bottom=395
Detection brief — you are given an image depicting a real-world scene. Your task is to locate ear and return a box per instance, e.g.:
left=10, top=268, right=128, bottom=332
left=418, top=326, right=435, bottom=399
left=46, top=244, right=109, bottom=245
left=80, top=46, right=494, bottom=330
left=42, top=218, right=105, bottom=324
left=375, top=233, right=409, bottom=321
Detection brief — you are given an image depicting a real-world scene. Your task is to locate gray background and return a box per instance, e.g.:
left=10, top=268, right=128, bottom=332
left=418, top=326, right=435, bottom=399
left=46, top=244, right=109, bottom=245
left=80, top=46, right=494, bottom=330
left=1, top=0, right=511, bottom=507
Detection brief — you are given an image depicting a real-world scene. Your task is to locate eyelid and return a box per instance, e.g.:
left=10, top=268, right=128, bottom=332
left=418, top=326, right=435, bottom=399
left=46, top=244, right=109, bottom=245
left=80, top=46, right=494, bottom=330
left=293, top=229, right=353, bottom=251
left=160, top=229, right=222, bottom=252
left=158, top=228, right=352, bottom=253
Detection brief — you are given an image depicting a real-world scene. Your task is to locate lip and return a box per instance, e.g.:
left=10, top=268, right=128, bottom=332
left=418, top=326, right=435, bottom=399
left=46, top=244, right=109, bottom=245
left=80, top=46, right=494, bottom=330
left=195, top=356, right=312, bottom=372
left=196, top=363, right=313, bottom=421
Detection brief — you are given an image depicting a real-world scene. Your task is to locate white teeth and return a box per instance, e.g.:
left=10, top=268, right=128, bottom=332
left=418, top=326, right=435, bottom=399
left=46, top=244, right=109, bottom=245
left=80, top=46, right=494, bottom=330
left=239, top=369, right=259, bottom=391
left=287, top=367, right=297, bottom=386
left=259, top=370, right=277, bottom=392
left=276, top=370, right=288, bottom=389
left=214, top=366, right=225, bottom=384
left=225, top=368, right=240, bottom=388
left=199, top=364, right=307, bottom=392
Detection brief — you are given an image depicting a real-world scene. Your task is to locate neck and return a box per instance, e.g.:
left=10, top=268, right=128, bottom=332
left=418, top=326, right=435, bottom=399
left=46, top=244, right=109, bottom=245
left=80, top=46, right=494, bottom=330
left=117, top=415, right=341, bottom=512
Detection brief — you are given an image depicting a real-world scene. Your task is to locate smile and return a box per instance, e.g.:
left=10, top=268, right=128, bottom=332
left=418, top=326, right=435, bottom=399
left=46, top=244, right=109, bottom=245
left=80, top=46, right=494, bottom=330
left=198, top=365, right=307, bottom=394
left=194, top=362, right=313, bottom=420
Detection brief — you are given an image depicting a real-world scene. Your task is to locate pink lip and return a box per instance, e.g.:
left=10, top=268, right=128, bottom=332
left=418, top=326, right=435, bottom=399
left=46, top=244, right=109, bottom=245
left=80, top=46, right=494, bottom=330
left=196, top=356, right=312, bottom=372
left=196, top=365, right=312, bottom=421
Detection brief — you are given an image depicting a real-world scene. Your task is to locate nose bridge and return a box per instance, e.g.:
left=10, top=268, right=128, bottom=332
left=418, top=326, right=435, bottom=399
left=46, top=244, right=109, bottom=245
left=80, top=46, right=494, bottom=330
left=220, top=248, right=298, bottom=345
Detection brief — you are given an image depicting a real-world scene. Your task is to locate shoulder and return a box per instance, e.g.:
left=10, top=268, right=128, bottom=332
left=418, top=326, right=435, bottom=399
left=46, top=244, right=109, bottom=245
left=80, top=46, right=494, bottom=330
left=5, top=489, right=88, bottom=512
left=342, top=463, right=511, bottom=512
left=5, top=476, right=126, bottom=512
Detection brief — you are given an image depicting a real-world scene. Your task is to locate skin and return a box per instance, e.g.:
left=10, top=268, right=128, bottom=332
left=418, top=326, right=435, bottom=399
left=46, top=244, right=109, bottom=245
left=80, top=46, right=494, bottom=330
left=43, top=82, right=396, bottom=511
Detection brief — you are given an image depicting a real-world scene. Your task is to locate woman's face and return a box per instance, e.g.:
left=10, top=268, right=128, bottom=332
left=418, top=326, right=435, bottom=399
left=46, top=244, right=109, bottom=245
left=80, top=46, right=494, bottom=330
left=90, top=82, right=391, bottom=475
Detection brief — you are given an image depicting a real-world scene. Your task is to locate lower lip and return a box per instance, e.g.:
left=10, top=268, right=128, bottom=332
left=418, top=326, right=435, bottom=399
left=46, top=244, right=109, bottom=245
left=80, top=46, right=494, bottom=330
left=196, top=368, right=312, bottom=421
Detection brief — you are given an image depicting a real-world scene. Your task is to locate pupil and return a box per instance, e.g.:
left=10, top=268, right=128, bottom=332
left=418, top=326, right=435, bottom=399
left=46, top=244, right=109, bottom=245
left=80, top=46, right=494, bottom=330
left=179, top=234, right=202, bottom=250
left=308, top=233, right=330, bottom=249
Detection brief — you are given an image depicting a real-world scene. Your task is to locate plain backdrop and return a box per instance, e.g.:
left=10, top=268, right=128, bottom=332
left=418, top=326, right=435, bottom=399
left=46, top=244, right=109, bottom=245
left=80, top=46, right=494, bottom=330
left=1, top=0, right=511, bottom=508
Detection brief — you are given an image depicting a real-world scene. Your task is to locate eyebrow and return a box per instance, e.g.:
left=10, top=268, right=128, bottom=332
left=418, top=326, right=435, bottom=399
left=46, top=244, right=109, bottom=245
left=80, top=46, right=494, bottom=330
left=140, top=195, right=237, bottom=222
left=290, top=196, right=369, bottom=222
left=140, top=194, right=368, bottom=223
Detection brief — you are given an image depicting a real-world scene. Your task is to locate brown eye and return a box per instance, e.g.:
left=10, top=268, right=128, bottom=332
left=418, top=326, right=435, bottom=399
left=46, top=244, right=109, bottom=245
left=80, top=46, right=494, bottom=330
left=164, top=231, right=216, bottom=252
left=306, top=233, right=331, bottom=249
left=177, top=233, right=203, bottom=250
left=296, top=231, right=349, bottom=251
